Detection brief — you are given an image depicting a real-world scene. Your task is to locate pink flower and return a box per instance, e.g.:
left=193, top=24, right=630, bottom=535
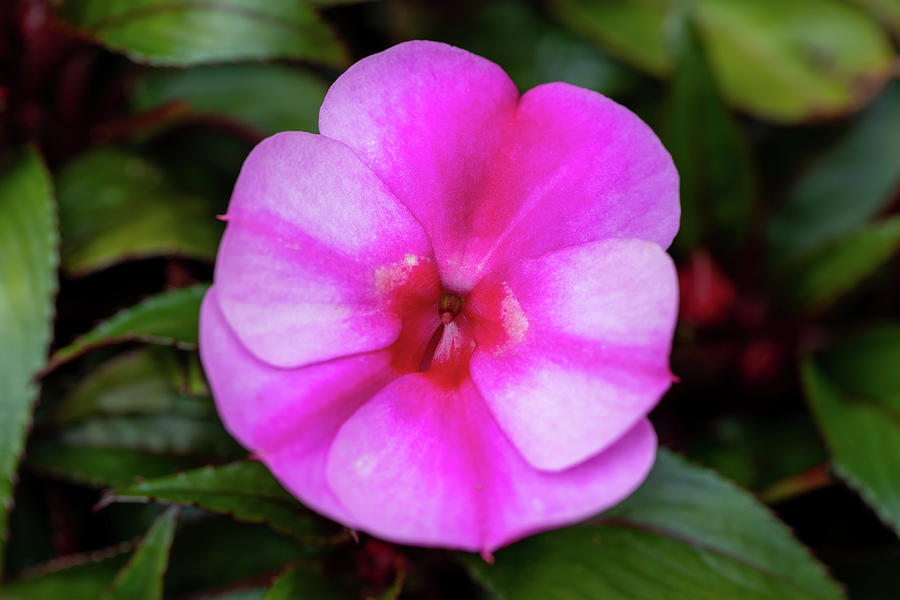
left=199, top=41, right=679, bottom=555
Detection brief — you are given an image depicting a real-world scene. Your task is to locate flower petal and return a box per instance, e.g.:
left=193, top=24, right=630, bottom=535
left=320, top=43, right=677, bottom=291
left=467, top=239, right=678, bottom=472
left=215, top=131, right=434, bottom=368
left=318, top=41, right=520, bottom=291
left=325, top=374, right=657, bottom=553
left=199, top=288, right=396, bottom=525
left=451, top=82, right=680, bottom=289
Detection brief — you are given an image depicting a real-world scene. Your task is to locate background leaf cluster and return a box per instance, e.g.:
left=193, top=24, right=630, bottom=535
left=1, top=0, right=899, bottom=598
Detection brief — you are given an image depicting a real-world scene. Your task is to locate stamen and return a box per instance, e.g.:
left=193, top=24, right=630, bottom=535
left=419, top=294, right=465, bottom=373
left=439, top=293, right=462, bottom=323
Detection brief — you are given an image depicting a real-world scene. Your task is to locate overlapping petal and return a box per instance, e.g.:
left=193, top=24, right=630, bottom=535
left=200, top=289, right=395, bottom=525
left=204, top=290, right=657, bottom=552
left=326, top=374, right=657, bottom=552
left=201, top=40, right=680, bottom=552
left=319, top=41, right=520, bottom=291
left=215, top=131, right=434, bottom=368
left=451, top=83, right=680, bottom=289
left=320, top=41, right=679, bottom=291
left=467, top=239, right=678, bottom=471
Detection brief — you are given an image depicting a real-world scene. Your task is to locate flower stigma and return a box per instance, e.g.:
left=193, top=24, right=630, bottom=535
left=418, top=292, right=465, bottom=373
left=439, top=293, right=463, bottom=324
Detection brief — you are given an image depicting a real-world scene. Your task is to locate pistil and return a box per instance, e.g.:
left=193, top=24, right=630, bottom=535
left=439, top=293, right=463, bottom=324
left=419, top=293, right=465, bottom=372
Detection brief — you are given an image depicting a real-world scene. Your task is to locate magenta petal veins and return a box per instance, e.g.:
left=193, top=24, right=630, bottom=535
left=200, top=40, right=680, bottom=554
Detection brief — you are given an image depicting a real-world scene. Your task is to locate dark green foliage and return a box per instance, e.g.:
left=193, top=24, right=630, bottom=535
left=0, top=550, right=130, bottom=600
left=0, top=149, right=57, bottom=571
left=553, top=0, right=895, bottom=121
left=264, top=565, right=356, bottom=599
left=803, top=326, right=900, bottom=534
left=56, top=149, right=222, bottom=276
left=100, top=507, right=178, bottom=600
left=470, top=451, right=843, bottom=600
left=661, top=5, right=754, bottom=252
left=779, top=215, right=900, bottom=312
left=26, top=443, right=197, bottom=488
left=132, top=65, right=330, bottom=137
left=163, top=518, right=330, bottom=596
left=49, top=285, right=207, bottom=369
left=768, top=82, right=900, bottom=261
left=1, top=0, right=899, bottom=597
left=108, top=462, right=341, bottom=542
left=58, top=0, right=348, bottom=67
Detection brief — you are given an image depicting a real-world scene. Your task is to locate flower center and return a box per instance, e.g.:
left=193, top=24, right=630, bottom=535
left=419, top=292, right=465, bottom=372
left=378, top=257, right=475, bottom=387
left=439, top=293, right=463, bottom=324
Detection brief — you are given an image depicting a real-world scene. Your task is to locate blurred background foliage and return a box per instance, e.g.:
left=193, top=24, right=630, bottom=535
left=1, top=0, right=899, bottom=598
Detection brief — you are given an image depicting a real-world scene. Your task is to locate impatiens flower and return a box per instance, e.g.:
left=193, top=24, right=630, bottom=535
left=199, top=41, right=679, bottom=555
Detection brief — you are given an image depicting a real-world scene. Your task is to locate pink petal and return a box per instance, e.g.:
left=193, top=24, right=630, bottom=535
left=214, top=131, right=435, bottom=368
left=318, top=41, right=519, bottom=291
left=452, top=82, right=679, bottom=289
left=320, top=42, right=678, bottom=291
left=467, top=239, right=678, bottom=472
left=199, top=288, right=395, bottom=525
left=326, top=374, right=657, bottom=552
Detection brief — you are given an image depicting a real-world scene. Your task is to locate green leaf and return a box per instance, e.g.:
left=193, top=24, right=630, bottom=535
left=132, top=64, right=329, bottom=137
left=308, top=0, right=376, bottom=5
left=265, top=565, right=353, bottom=599
left=662, top=5, right=754, bottom=252
left=48, top=349, right=212, bottom=426
left=101, top=507, right=178, bottom=600
left=779, top=214, right=900, bottom=312
left=470, top=450, right=843, bottom=600
left=5, top=479, right=55, bottom=574
left=1, top=518, right=325, bottom=599
left=57, top=148, right=222, bottom=276
left=769, top=81, right=900, bottom=261
left=179, top=352, right=210, bottom=398
left=551, top=0, right=669, bottom=76
left=49, top=285, right=207, bottom=370
left=36, top=347, right=239, bottom=465
left=205, top=589, right=268, bottom=600
left=803, top=326, right=900, bottom=535
left=0, top=548, right=129, bottom=600
left=56, top=413, right=241, bottom=458
left=164, top=517, right=327, bottom=597
left=447, top=1, right=637, bottom=97
left=26, top=442, right=196, bottom=487
left=57, top=0, right=346, bottom=67
left=686, top=416, right=826, bottom=492
left=554, top=0, right=895, bottom=122
left=109, top=462, right=336, bottom=542
left=829, top=544, right=900, bottom=599
left=0, top=148, right=57, bottom=572
left=694, top=0, right=894, bottom=122
left=814, top=327, right=900, bottom=408
left=852, top=0, right=900, bottom=38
